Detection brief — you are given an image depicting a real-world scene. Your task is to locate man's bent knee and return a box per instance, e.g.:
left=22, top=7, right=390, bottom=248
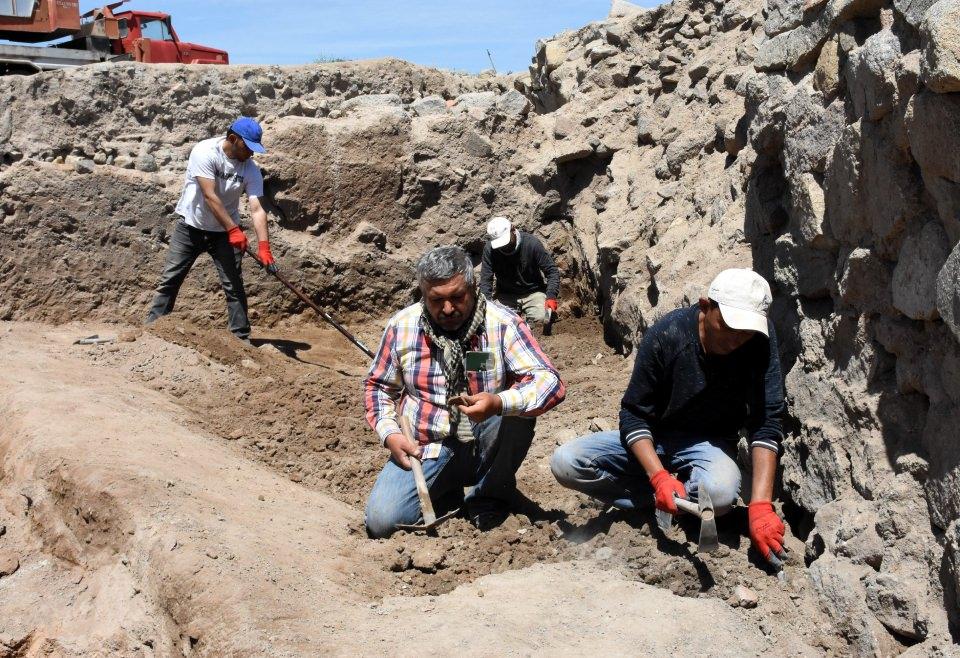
left=693, top=466, right=741, bottom=517
left=364, top=505, right=400, bottom=539
left=364, top=491, right=413, bottom=539
left=550, top=442, right=591, bottom=489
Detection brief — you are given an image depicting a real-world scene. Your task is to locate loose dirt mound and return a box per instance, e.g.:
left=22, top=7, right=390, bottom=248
left=0, top=321, right=827, bottom=656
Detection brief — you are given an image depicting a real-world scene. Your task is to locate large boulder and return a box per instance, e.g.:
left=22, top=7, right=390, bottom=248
left=808, top=554, right=902, bottom=656
left=782, top=93, right=846, bottom=177
left=340, top=94, right=403, bottom=115
left=814, top=35, right=844, bottom=95
left=789, top=172, right=835, bottom=250
left=754, top=0, right=886, bottom=71
left=765, top=0, right=805, bottom=37
left=860, top=121, right=922, bottom=259
left=920, top=0, right=960, bottom=93
left=824, top=121, right=869, bottom=246
left=906, top=91, right=960, bottom=241
left=846, top=30, right=901, bottom=122
left=864, top=572, right=930, bottom=640
left=836, top=247, right=893, bottom=315
left=938, top=240, right=960, bottom=343
left=774, top=233, right=836, bottom=298
left=892, top=221, right=952, bottom=320
left=894, top=0, right=940, bottom=28
left=609, top=0, right=645, bottom=19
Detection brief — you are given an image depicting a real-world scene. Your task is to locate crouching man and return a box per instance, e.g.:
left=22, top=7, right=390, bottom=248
left=550, top=269, right=787, bottom=564
left=364, top=246, right=566, bottom=537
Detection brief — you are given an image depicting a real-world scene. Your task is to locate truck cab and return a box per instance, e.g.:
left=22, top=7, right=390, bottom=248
left=112, top=10, right=228, bottom=64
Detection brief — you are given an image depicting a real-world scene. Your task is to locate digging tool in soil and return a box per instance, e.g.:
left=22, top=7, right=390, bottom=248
left=655, top=483, right=719, bottom=554
left=246, top=248, right=374, bottom=359
left=394, top=416, right=459, bottom=533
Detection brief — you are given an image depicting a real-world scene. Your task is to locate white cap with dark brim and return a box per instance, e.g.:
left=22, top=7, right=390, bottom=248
left=487, top=216, right=512, bottom=249
left=707, top=268, right=772, bottom=337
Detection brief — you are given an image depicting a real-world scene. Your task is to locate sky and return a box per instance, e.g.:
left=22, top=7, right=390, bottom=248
left=49, top=1, right=660, bottom=73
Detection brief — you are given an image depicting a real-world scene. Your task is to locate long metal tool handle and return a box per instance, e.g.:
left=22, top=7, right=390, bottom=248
left=400, top=416, right=436, bottom=525
left=246, top=248, right=374, bottom=359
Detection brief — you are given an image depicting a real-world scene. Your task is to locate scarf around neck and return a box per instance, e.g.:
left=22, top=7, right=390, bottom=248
left=420, top=292, right=486, bottom=432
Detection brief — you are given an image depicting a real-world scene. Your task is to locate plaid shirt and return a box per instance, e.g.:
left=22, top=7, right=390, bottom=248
left=364, top=301, right=566, bottom=446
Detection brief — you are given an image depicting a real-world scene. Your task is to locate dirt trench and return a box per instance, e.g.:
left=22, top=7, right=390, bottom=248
left=0, top=306, right=851, bottom=655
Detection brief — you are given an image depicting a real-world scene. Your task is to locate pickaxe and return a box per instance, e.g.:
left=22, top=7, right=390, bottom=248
left=655, top=483, right=719, bottom=554
left=394, top=416, right=459, bottom=533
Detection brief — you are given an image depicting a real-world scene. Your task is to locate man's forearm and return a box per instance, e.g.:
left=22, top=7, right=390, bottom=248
left=203, top=193, right=237, bottom=232
left=251, top=208, right=269, bottom=243
left=750, top=446, right=778, bottom=502
left=629, top=438, right=666, bottom=477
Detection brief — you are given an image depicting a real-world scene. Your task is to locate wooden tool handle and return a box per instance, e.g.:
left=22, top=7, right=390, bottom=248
left=400, top=416, right=436, bottom=525
left=674, top=496, right=702, bottom=518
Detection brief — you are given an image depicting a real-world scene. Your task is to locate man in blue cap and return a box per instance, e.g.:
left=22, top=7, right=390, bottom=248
left=146, top=117, right=277, bottom=342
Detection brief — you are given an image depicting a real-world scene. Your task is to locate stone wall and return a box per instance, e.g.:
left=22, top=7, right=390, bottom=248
left=520, top=0, right=960, bottom=652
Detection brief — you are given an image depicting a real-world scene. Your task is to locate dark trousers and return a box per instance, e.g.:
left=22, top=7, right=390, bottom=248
left=145, top=219, right=251, bottom=339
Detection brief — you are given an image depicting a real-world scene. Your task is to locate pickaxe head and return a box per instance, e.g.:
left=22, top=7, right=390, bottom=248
left=655, top=483, right=719, bottom=554
left=395, top=508, right=460, bottom=533
left=694, top=486, right=719, bottom=554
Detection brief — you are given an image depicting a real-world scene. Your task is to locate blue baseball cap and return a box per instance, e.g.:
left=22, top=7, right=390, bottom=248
left=229, top=117, right=266, bottom=153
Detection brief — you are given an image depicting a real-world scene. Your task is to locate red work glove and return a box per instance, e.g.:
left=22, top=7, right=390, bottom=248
left=227, top=226, right=248, bottom=252
left=650, top=469, right=686, bottom=514
left=257, top=240, right=278, bottom=273
left=748, top=501, right=786, bottom=562
left=544, top=298, right=558, bottom=312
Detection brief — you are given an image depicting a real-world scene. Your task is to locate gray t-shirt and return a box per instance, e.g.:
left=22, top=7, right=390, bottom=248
left=175, top=137, right=264, bottom=232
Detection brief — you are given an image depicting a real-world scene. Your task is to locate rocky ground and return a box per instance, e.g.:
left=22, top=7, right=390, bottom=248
left=2, top=0, right=960, bottom=654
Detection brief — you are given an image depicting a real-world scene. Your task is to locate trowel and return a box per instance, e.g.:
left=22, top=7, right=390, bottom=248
left=655, top=483, right=719, bottom=554
left=543, top=307, right=555, bottom=336
left=394, top=416, right=459, bottom=533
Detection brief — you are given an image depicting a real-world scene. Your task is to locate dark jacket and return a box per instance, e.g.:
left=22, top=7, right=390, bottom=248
left=619, top=306, right=785, bottom=454
left=480, top=231, right=560, bottom=300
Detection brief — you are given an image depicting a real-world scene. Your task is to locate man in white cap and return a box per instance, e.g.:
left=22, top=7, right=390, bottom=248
left=480, top=216, right=559, bottom=326
left=550, top=268, right=787, bottom=567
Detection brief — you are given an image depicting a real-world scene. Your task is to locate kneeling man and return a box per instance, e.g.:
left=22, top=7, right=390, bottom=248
left=365, top=246, right=566, bottom=537
left=551, top=269, right=787, bottom=564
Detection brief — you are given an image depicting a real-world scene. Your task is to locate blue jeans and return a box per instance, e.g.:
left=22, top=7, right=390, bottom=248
left=550, top=430, right=741, bottom=516
left=365, top=415, right=535, bottom=538
left=145, top=219, right=251, bottom=339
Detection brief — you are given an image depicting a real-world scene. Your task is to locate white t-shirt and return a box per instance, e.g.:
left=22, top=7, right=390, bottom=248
left=175, top=137, right=264, bottom=232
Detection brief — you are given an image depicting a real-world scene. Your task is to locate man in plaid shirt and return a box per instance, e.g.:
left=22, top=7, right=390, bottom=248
left=364, top=246, right=566, bottom=537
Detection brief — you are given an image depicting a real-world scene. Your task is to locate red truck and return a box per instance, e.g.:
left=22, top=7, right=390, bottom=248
left=0, top=0, right=228, bottom=73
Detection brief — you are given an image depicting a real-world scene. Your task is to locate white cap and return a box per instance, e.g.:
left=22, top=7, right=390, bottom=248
left=487, top=216, right=512, bottom=249
left=707, top=268, right=772, bottom=337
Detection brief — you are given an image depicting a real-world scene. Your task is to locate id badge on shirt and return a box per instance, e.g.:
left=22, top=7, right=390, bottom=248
left=465, top=351, right=492, bottom=372
left=420, top=442, right=443, bottom=460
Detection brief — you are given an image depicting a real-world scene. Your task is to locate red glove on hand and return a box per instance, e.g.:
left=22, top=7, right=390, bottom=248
left=257, top=240, right=277, bottom=273
left=650, top=469, right=686, bottom=514
left=748, top=501, right=786, bottom=562
left=227, top=226, right=248, bottom=252
left=544, top=298, right=558, bottom=311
